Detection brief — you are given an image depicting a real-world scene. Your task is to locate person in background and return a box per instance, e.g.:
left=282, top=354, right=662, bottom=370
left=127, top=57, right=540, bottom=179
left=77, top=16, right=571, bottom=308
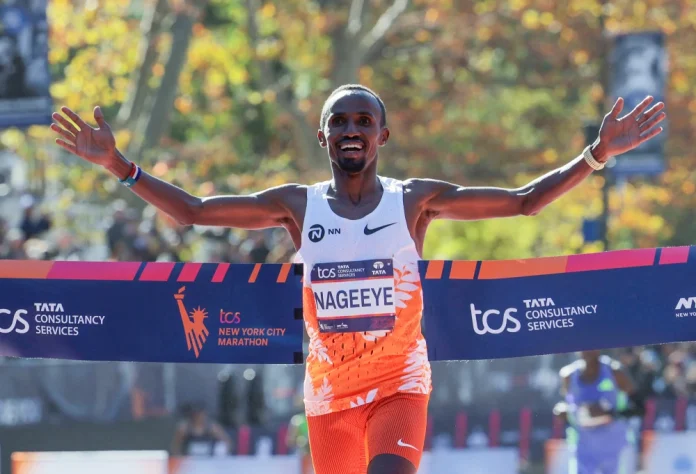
left=19, top=194, right=51, bottom=241
left=171, top=402, right=233, bottom=457
left=555, top=350, right=645, bottom=474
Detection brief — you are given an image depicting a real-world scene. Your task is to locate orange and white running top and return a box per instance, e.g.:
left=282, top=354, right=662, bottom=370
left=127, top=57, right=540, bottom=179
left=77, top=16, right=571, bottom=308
left=294, top=176, right=432, bottom=417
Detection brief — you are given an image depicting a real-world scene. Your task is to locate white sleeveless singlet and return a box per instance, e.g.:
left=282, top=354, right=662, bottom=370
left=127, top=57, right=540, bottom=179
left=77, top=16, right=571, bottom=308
left=294, top=176, right=432, bottom=416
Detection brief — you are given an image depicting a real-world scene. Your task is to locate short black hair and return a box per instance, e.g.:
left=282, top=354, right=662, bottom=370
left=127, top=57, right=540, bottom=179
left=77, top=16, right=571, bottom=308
left=320, top=84, right=387, bottom=130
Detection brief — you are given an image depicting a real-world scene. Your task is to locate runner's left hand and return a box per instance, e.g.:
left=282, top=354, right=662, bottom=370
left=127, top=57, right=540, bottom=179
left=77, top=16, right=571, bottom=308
left=593, top=96, right=666, bottom=161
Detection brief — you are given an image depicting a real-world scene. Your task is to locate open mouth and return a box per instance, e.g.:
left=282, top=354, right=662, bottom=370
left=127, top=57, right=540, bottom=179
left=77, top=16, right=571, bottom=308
left=338, top=141, right=365, bottom=156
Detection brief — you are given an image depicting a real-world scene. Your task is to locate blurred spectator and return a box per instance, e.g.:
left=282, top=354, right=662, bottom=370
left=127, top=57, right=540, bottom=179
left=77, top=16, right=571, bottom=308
left=171, top=402, right=233, bottom=457
left=246, top=370, right=266, bottom=426
left=218, top=370, right=240, bottom=429
left=19, top=194, right=51, bottom=241
left=1, top=227, right=27, bottom=259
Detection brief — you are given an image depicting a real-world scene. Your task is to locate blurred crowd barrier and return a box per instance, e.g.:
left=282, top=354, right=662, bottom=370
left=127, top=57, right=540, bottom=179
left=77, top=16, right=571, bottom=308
left=8, top=432, right=696, bottom=474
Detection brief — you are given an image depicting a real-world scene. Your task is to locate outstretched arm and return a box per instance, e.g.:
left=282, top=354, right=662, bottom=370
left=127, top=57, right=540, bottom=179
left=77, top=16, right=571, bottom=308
left=413, top=96, right=665, bottom=221
left=109, top=150, right=299, bottom=228
left=51, top=106, right=302, bottom=228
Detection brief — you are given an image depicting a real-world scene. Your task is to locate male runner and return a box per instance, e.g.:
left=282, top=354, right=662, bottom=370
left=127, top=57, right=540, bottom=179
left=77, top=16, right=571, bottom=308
left=50, top=84, right=665, bottom=474
left=555, top=351, right=645, bottom=474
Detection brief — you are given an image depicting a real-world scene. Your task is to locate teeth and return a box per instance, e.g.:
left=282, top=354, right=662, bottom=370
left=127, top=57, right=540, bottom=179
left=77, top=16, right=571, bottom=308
left=340, top=144, right=363, bottom=151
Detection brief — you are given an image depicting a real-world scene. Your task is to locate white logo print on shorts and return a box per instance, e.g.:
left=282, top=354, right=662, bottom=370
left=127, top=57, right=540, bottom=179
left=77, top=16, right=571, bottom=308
left=397, top=439, right=418, bottom=451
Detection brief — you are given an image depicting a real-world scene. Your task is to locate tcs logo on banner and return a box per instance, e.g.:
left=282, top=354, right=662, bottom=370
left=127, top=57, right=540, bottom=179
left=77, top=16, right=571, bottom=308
left=220, top=310, right=241, bottom=324
left=469, top=303, right=521, bottom=335
left=0, top=309, right=29, bottom=334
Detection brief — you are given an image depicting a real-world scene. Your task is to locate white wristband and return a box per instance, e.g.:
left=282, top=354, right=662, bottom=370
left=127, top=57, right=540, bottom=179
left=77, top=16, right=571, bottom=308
left=583, top=146, right=605, bottom=171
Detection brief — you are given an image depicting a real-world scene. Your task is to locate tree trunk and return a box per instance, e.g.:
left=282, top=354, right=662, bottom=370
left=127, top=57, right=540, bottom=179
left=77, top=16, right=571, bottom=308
left=130, top=3, right=203, bottom=163
left=330, top=31, right=362, bottom=87
left=115, top=0, right=169, bottom=128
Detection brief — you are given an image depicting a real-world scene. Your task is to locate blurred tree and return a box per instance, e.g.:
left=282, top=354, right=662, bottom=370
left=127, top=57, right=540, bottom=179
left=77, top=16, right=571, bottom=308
left=4, top=0, right=696, bottom=260
left=114, top=0, right=169, bottom=128
left=130, top=1, right=209, bottom=163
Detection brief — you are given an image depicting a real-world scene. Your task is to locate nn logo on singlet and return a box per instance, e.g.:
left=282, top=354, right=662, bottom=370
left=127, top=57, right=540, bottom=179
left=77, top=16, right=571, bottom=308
left=308, top=224, right=340, bottom=243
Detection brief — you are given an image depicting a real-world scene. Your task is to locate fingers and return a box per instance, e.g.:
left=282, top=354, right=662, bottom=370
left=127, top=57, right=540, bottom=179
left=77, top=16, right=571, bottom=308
left=609, top=97, right=624, bottom=118
left=638, top=125, right=664, bottom=144
left=52, top=112, right=80, bottom=136
left=627, top=96, right=655, bottom=118
left=93, top=106, right=109, bottom=128
left=50, top=123, right=76, bottom=143
left=637, top=102, right=665, bottom=123
left=55, top=138, right=77, bottom=153
left=60, top=106, right=89, bottom=129
left=639, top=109, right=666, bottom=131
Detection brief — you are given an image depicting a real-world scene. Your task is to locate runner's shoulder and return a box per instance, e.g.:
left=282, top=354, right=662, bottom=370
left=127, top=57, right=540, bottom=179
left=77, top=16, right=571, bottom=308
left=262, top=183, right=307, bottom=206
left=401, top=178, right=448, bottom=210
left=401, top=178, right=450, bottom=196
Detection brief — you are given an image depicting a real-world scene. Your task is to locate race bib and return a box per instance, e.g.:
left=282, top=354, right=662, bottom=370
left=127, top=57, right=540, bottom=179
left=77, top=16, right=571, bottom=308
left=310, top=259, right=396, bottom=333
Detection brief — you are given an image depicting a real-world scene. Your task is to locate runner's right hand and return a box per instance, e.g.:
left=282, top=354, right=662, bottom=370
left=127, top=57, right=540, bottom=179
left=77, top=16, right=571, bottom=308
left=51, top=106, right=117, bottom=167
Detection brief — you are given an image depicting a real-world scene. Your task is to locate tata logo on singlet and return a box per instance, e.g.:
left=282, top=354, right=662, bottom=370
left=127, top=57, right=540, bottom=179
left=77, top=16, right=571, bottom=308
left=371, top=261, right=387, bottom=276
left=469, top=303, right=521, bottom=335
left=0, top=309, right=29, bottom=334
left=308, top=224, right=340, bottom=243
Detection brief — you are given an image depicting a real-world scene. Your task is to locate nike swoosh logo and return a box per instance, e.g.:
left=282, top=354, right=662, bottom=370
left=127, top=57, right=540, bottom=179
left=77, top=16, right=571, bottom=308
left=397, top=439, right=419, bottom=451
left=364, top=222, right=397, bottom=235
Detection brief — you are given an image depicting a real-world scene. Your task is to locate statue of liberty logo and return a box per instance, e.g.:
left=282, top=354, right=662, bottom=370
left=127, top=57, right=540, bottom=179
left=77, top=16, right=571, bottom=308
left=174, top=286, right=209, bottom=358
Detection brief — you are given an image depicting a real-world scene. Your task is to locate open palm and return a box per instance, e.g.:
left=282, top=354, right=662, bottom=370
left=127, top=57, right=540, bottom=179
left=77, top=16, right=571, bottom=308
left=50, top=106, right=116, bottom=166
left=598, top=96, right=666, bottom=157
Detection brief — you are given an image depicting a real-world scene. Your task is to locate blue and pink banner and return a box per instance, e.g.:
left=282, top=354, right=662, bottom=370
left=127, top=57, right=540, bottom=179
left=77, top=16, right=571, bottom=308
left=0, top=246, right=695, bottom=364
left=421, top=246, right=696, bottom=361
left=0, top=261, right=304, bottom=364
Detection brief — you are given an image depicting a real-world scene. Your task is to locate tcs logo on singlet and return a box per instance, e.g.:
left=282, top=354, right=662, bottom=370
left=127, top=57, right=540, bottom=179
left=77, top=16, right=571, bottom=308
left=469, top=303, right=521, bottom=335
left=316, top=266, right=336, bottom=279
left=0, top=309, right=29, bottom=334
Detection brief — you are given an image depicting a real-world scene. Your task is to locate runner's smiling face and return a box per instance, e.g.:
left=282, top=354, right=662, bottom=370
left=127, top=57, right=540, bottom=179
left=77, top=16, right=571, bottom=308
left=318, top=91, right=389, bottom=174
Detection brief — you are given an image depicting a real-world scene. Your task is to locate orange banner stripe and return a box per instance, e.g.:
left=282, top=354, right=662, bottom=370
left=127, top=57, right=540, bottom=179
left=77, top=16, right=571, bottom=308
left=248, top=263, right=262, bottom=283
left=277, top=263, right=292, bottom=283
left=424, top=260, right=445, bottom=279
left=449, top=261, right=477, bottom=279
left=478, top=256, right=568, bottom=279
left=0, top=260, right=53, bottom=279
